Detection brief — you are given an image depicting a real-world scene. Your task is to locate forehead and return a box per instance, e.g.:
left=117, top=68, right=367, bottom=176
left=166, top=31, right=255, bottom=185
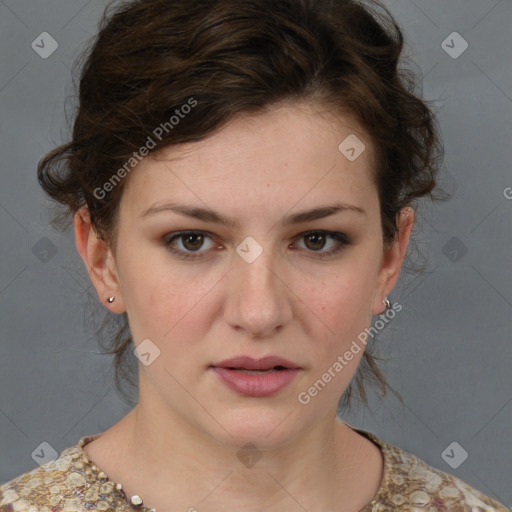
left=119, top=102, right=378, bottom=220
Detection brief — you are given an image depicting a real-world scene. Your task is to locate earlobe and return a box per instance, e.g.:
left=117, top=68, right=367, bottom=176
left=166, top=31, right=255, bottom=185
left=73, top=206, right=125, bottom=313
left=372, top=206, right=415, bottom=315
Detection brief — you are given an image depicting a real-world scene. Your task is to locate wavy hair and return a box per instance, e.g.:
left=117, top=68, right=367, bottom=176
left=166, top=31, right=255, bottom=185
left=38, top=0, right=446, bottom=409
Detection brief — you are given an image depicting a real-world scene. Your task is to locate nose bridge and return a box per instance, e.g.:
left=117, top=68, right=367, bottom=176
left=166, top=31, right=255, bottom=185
left=226, top=236, right=292, bottom=336
left=239, top=245, right=278, bottom=295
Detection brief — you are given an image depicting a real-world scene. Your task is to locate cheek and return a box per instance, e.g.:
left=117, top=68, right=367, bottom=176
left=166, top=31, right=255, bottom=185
left=302, top=265, right=375, bottom=337
left=292, top=258, right=379, bottom=395
left=119, top=253, right=222, bottom=342
left=295, top=272, right=375, bottom=401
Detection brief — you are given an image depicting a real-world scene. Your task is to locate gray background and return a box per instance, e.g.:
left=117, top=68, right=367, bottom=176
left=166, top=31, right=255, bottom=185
left=1, top=0, right=511, bottom=507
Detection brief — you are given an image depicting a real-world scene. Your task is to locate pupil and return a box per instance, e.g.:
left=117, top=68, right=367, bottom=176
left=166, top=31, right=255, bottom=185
left=307, top=233, right=325, bottom=251
left=184, top=234, right=203, bottom=251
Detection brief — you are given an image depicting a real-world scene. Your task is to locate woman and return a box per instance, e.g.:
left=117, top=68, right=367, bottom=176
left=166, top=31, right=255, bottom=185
left=0, top=0, right=507, bottom=511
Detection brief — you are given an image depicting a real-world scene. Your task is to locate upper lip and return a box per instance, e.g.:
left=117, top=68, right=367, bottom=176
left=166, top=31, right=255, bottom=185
left=211, top=356, right=301, bottom=370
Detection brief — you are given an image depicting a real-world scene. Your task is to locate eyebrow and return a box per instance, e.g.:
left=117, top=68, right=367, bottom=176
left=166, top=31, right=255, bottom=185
left=140, top=201, right=366, bottom=228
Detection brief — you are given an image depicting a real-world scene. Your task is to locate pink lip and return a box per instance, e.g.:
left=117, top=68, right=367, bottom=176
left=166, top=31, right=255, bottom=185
left=212, top=355, right=300, bottom=371
left=210, top=367, right=300, bottom=397
left=210, top=356, right=302, bottom=397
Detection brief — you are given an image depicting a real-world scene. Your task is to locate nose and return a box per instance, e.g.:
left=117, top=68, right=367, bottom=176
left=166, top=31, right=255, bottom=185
left=223, top=247, right=293, bottom=338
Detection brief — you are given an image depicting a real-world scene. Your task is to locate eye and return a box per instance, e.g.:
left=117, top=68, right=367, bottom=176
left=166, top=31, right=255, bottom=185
left=293, top=231, right=350, bottom=259
left=162, top=230, right=351, bottom=260
left=162, top=231, right=218, bottom=259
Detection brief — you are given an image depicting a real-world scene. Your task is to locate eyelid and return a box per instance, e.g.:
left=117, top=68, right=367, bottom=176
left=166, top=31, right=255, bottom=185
left=292, top=230, right=350, bottom=259
left=162, top=229, right=351, bottom=260
left=162, top=230, right=219, bottom=253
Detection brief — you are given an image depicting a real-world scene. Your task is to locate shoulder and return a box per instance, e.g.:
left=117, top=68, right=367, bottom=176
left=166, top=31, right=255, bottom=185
left=357, top=430, right=509, bottom=512
left=0, top=437, right=132, bottom=512
left=384, top=444, right=507, bottom=511
left=0, top=445, right=87, bottom=512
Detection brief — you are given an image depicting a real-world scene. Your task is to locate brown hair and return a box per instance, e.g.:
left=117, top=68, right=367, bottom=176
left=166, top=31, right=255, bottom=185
left=38, top=0, right=446, bottom=408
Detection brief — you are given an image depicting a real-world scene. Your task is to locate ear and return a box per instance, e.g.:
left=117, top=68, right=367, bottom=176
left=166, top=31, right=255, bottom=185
left=74, top=206, right=125, bottom=313
left=371, top=206, right=415, bottom=315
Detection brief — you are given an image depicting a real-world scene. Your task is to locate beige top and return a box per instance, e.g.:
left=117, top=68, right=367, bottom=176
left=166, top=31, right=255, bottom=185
left=0, top=429, right=508, bottom=512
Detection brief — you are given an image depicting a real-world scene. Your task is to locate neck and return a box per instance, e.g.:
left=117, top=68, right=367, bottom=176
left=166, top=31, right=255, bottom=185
left=88, top=395, right=383, bottom=512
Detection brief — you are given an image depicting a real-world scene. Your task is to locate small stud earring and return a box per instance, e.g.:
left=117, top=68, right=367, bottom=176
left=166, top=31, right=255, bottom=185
left=107, top=296, right=115, bottom=303
left=382, top=297, right=391, bottom=310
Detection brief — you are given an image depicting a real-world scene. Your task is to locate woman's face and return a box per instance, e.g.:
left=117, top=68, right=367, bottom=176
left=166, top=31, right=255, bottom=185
left=86, top=101, right=413, bottom=448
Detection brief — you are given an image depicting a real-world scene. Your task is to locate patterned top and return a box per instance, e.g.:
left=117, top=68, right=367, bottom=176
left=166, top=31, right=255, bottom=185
left=0, top=429, right=508, bottom=512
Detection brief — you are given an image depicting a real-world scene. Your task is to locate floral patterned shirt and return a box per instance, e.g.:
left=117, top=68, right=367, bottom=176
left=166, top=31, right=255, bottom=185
left=0, top=429, right=508, bottom=511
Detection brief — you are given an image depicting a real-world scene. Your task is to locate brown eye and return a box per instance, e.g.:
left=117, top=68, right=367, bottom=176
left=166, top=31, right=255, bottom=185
left=303, top=232, right=328, bottom=251
left=162, top=231, right=217, bottom=260
left=181, top=233, right=205, bottom=251
left=295, top=231, right=351, bottom=260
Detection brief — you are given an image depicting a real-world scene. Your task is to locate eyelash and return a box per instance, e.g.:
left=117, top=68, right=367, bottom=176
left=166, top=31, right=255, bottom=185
left=161, top=230, right=351, bottom=260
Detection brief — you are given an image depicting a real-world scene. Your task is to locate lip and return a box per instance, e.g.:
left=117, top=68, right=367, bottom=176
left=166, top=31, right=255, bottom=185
left=211, top=356, right=301, bottom=371
left=209, top=356, right=302, bottom=397
left=210, top=367, right=300, bottom=397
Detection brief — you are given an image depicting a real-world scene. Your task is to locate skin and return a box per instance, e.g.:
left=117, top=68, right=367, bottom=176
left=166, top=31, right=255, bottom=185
left=75, top=100, right=414, bottom=512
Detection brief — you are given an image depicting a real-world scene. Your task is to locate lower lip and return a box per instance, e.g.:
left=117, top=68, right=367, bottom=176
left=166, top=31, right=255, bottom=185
left=210, top=367, right=300, bottom=397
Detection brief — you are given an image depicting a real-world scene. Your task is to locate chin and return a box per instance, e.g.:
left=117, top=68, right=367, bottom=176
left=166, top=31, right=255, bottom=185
left=202, top=407, right=306, bottom=451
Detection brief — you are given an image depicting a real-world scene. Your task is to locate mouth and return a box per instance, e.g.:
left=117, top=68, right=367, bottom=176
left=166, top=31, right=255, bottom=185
left=226, top=366, right=288, bottom=375
left=209, top=356, right=301, bottom=397
left=211, top=355, right=301, bottom=371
